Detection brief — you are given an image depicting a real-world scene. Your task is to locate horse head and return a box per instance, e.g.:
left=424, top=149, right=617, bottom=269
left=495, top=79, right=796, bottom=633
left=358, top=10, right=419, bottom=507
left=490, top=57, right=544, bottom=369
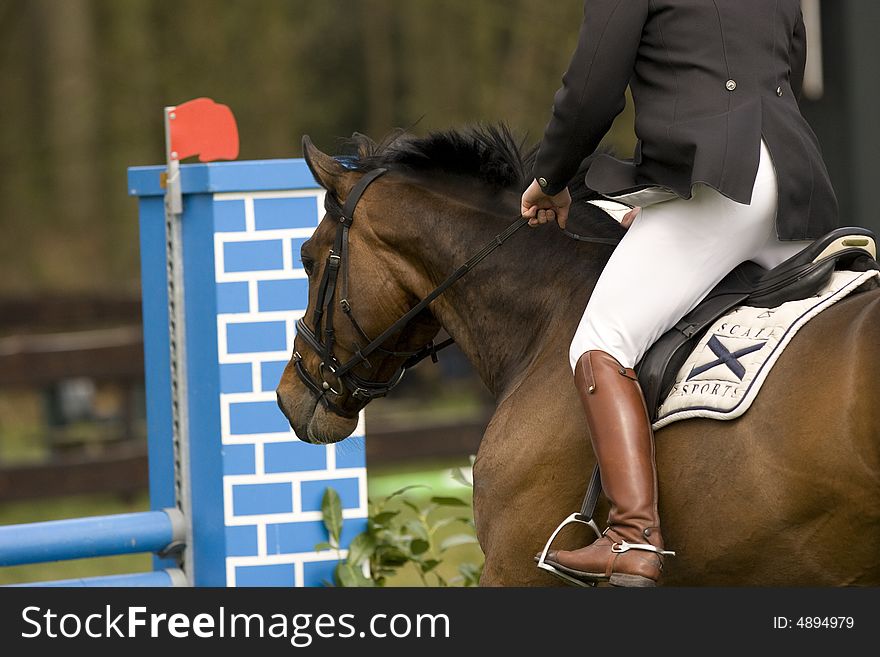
left=276, top=136, right=442, bottom=444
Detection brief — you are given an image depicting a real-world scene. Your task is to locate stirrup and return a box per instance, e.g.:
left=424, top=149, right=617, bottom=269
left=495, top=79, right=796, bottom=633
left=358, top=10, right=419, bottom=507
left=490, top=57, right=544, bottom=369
left=536, top=512, right=603, bottom=587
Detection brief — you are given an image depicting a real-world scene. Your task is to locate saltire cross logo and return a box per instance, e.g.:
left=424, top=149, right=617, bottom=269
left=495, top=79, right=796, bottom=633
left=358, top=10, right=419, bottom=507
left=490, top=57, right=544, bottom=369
left=686, top=335, right=766, bottom=381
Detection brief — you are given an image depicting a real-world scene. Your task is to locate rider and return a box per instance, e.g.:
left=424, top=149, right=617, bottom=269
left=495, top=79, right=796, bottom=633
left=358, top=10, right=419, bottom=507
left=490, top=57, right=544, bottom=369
left=521, top=0, right=839, bottom=586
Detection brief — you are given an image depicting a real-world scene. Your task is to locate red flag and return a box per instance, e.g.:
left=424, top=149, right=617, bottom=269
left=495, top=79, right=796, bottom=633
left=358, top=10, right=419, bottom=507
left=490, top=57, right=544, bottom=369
left=167, top=98, right=239, bottom=162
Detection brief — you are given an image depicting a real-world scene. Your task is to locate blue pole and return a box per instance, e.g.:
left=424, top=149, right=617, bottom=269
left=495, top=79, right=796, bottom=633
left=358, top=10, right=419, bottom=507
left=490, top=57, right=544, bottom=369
left=0, top=510, right=184, bottom=567
left=8, top=569, right=186, bottom=588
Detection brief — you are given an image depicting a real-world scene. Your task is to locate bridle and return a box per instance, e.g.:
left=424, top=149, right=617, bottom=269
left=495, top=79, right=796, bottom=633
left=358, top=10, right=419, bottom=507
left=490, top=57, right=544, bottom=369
left=292, top=166, right=528, bottom=417
left=292, top=166, right=621, bottom=418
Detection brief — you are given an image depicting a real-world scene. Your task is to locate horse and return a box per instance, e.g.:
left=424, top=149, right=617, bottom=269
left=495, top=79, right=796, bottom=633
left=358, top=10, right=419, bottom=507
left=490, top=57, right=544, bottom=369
left=275, top=125, right=880, bottom=586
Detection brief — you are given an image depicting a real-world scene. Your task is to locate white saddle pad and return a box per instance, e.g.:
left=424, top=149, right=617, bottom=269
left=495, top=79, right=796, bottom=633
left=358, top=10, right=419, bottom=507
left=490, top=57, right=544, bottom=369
left=653, top=269, right=880, bottom=430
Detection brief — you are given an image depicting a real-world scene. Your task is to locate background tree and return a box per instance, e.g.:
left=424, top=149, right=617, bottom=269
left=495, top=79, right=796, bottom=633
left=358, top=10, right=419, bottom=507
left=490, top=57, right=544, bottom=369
left=0, top=0, right=635, bottom=293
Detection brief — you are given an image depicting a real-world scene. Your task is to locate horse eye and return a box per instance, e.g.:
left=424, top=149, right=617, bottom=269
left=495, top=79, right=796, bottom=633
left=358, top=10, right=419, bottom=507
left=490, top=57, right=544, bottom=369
left=301, top=256, right=315, bottom=276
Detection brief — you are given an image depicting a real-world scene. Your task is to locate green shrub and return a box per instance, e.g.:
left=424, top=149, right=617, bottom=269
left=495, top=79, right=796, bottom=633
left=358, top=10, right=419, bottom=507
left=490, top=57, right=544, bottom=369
left=317, top=462, right=482, bottom=587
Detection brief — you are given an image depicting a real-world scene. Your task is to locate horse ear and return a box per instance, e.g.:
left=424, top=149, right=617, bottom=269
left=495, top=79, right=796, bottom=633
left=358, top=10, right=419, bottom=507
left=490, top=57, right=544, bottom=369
left=302, top=135, right=349, bottom=197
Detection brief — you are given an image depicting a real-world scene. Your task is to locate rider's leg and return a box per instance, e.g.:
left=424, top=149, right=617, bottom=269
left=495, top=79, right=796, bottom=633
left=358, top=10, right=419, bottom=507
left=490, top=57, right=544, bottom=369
left=751, top=230, right=813, bottom=269
left=546, top=139, right=783, bottom=586
left=569, top=139, right=783, bottom=372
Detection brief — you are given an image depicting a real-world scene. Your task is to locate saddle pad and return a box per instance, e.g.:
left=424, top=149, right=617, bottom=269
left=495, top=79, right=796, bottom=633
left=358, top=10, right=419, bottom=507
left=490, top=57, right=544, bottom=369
left=653, top=269, right=880, bottom=430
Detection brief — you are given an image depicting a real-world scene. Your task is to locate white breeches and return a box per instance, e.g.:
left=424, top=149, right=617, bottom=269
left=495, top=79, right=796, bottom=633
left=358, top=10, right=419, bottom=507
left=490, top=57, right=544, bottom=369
left=569, top=138, right=812, bottom=371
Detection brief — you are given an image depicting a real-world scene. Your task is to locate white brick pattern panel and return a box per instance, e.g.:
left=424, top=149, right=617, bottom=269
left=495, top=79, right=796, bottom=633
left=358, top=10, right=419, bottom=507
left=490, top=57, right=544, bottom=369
left=212, top=189, right=368, bottom=588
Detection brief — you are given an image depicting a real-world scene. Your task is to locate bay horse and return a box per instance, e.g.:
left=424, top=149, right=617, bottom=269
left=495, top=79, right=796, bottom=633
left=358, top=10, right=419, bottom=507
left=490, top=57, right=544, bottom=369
left=276, top=126, right=880, bottom=586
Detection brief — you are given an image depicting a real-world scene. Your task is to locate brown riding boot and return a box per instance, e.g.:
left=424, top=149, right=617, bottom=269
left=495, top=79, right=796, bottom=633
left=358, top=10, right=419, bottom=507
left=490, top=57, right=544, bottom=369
left=542, top=350, right=673, bottom=587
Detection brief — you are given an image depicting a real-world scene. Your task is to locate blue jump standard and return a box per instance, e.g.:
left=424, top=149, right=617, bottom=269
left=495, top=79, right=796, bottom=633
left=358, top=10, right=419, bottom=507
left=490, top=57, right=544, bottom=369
left=0, top=158, right=366, bottom=587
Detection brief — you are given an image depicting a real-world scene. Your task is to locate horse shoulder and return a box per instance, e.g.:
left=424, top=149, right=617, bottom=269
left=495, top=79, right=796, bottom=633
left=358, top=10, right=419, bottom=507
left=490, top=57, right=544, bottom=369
left=473, top=356, right=596, bottom=585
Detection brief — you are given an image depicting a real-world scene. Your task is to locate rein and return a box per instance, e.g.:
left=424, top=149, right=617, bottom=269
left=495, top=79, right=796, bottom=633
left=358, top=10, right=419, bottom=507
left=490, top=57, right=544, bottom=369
left=293, top=167, right=621, bottom=417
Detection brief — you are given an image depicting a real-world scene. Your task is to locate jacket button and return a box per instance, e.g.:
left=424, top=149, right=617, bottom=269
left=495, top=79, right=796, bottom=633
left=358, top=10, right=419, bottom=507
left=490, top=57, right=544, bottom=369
left=538, top=177, right=548, bottom=188
left=725, top=79, right=737, bottom=91
left=776, top=86, right=784, bottom=97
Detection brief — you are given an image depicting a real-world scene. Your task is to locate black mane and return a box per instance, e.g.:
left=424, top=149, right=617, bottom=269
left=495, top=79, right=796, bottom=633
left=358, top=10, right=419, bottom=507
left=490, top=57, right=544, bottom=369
left=331, top=124, right=622, bottom=236
left=343, top=124, right=536, bottom=192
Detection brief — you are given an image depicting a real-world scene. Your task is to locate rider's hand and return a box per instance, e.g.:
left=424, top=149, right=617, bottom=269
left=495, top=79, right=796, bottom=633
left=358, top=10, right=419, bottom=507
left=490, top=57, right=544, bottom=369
left=521, top=179, right=572, bottom=230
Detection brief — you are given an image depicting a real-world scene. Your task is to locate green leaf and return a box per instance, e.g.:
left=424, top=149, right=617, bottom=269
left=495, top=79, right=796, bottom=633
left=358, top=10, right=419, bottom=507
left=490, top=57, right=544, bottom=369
left=409, top=538, right=430, bottom=555
left=371, top=510, right=400, bottom=526
left=371, top=527, right=393, bottom=542
left=321, top=488, right=343, bottom=545
left=430, top=496, right=469, bottom=507
left=401, top=499, right=421, bottom=515
left=335, top=562, right=357, bottom=587
left=429, top=516, right=467, bottom=532
left=346, top=533, right=376, bottom=567
left=420, top=559, right=441, bottom=573
left=335, top=562, right=375, bottom=588
left=386, top=485, right=430, bottom=501
left=402, top=519, right=429, bottom=541
left=458, top=562, right=483, bottom=586
left=353, top=570, right=376, bottom=587
left=439, top=534, right=478, bottom=552
left=377, top=546, right=409, bottom=566
left=449, top=467, right=473, bottom=488
left=313, top=542, right=334, bottom=552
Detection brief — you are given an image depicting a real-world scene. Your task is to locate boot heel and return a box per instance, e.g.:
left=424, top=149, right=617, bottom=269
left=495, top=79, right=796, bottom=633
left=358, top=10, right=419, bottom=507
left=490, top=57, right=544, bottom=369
left=609, top=572, right=657, bottom=587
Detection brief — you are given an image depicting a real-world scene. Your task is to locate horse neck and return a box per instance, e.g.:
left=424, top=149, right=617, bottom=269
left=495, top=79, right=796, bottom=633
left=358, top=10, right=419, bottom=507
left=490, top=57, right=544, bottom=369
left=412, top=197, right=610, bottom=400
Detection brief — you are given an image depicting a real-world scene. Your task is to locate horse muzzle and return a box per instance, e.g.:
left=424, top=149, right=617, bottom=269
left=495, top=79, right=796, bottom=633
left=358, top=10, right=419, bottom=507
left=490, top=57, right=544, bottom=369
left=276, top=379, right=359, bottom=445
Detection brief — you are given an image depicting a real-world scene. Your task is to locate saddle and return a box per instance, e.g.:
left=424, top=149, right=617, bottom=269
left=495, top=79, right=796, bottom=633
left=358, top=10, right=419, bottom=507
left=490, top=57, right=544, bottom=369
left=635, top=226, right=880, bottom=420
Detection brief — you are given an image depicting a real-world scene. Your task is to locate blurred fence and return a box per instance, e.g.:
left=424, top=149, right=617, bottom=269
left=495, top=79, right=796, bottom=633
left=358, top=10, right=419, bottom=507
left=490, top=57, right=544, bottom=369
left=0, top=419, right=486, bottom=503
left=0, top=293, right=487, bottom=502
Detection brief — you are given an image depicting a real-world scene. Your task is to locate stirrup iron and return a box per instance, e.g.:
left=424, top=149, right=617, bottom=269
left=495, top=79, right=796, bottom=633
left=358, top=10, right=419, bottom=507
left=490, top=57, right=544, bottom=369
left=536, top=512, right=603, bottom=586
